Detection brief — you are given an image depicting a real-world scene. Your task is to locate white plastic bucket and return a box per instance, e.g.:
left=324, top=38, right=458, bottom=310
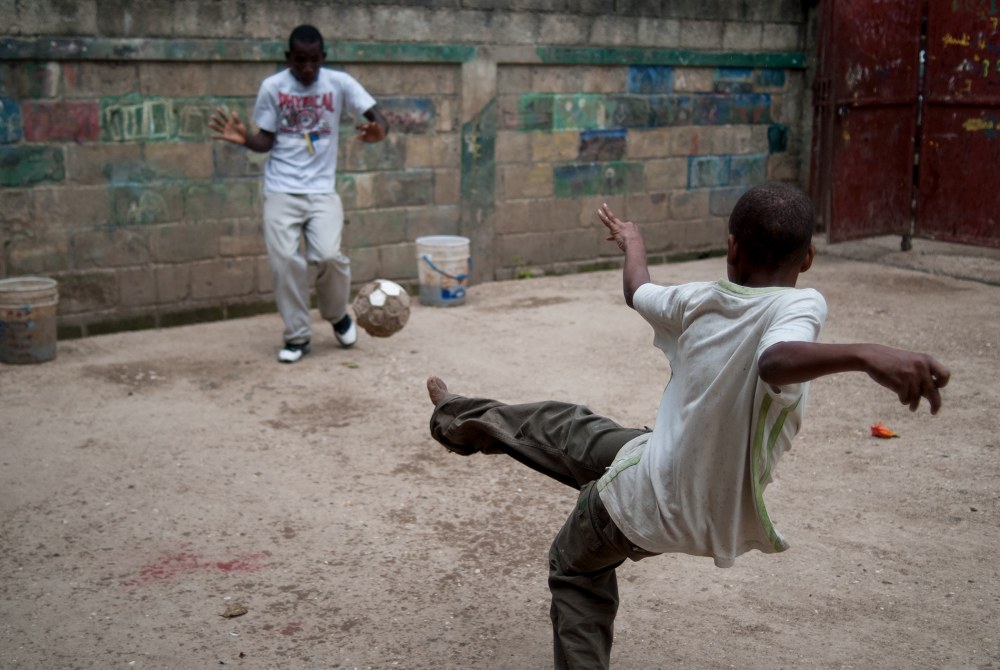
left=415, top=235, right=470, bottom=307
left=0, top=276, right=59, bottom=364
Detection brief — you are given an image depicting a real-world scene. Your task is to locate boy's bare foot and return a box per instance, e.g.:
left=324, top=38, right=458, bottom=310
left=427, top=376, right=449, bottom=405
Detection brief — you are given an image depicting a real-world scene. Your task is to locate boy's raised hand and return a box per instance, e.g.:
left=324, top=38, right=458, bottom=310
left=597, top=203, right=643, bottom=253
left=862, top=344, right=951, bottom=414
left=209, top=107, right=248, bottom=145
left=356, top=120, right=386, bottom=143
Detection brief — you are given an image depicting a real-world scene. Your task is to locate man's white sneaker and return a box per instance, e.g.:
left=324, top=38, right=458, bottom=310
left=332, top=315, right=357, bottom=348
left=277, top=341, right=310, bottom=363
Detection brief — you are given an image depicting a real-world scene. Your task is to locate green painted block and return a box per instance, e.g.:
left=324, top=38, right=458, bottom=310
left=0, top=145, right=64, bottom=186
left=553, top=94, right=606, bottom=130
left=536, top=47, right=806, bottom=69
left=461, top=99, right=497, bottom=213
left=518, top=94, right=554, bottom=131
left=553, top=161, right=644, bottom=198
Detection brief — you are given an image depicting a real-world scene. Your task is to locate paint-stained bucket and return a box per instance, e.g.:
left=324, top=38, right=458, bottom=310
left=415, top=235, right=470, bottom=306
left=0, top=276, right=59, bottom=364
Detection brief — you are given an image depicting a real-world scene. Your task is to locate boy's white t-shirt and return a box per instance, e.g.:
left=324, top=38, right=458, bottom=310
left=598, top=280, right=827, bottom=567
left=253, top=68, right=376, bottom=194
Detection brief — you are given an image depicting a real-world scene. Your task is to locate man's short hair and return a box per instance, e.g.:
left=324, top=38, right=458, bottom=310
left=289, top=25, right=324, bottom=51
left=728, top=182, right=815, bottom=270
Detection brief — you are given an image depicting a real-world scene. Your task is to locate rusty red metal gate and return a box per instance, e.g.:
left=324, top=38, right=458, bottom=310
left=812, top=0, right=1000, bottom=248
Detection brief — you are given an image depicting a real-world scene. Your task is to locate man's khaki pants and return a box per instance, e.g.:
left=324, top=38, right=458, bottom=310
left=429, top=393, right=657, bottom=669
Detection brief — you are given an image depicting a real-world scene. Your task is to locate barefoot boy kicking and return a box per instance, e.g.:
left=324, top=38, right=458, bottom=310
left=426, top=182, right=949, bottom=670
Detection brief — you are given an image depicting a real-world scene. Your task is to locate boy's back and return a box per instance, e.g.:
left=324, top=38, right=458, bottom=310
left=597, top=279, right=826, bottom=567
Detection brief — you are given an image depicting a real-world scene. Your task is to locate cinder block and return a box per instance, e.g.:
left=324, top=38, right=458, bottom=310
left=405, top=204, right=460, bottom=240
left=709, top=185, right=751, bottom=217
left=638, top=220, right=684, bottom=254
left=434, top=168, right=461, bottom=205
left=582, top=67, right=628, bottom=94
left=498, top=65, right=532, bottom=95
left=349, top=246, right=379, bottom=285
left=0, top=96, right=23, bottom=143
left=341, top=133, right=406, bottom=171
left=548, top=228, right=600, bottom=263
left=590, top=16, right=639, bottom=46
left=377, top=97, right=436, bottom=134
left=190, top=258, right=257, bottom=300
left=145, top=142, right=215, bottom=180
left=730, top=153, right=767, bottom=185
left=623, top=192, right=668, bottom=223
left=209, top=63, right=279, bottom=97
left=63, top=62, right=138, bottom=99
left=219, top=220, right=266, bottom=257
left=183, top=180, right=257, bottom=222
left=344, top=209, right=407, bottom=248
left=65, top=143, right=143, bottom=185
left=118, top=267, right=158, bottom=308
left=404, top=134, right=459, bottom=169
left=553, top=161, right=644, bottom=198
left=673, top=68, right=715, bottom=94
left=501, top=163, right=553, bottom=200
left=140, top=63, right=212, bottom=97
left=532, top=66, right=583, bottom=93
left=687, top=155, right=730, bottom=188
left=378, top=242, right=420, bottom=281
left=701, top=125, right=756, bottom=154
left=0, top=63, right=59, bottom=99
left=644, top=158, right=689, bottom=190
left=625, top=128, right=671, bottom=159
left=0, top=146, right=65, bottom=186
left=53, top=270, right=117, bottom=315
left=762, top=23, right=802, bottom=51
left=5, top=230, right=71, bottom=276
left=678, top=20, right=724, bottom=49
left=435, top=97, right=457, bottom=133
left=0, top=188, right=34, bottom=230
left=213, top=142, right=267, bottom=179
left=495, top=200, right=534, bottom=235
left=72, top=227, right=151, bottom=269
left=553, top=93, right=605, bottom=130
left=532, top=131, right=579, bottom=162
left=337, top=172, right=377, bottom=210
left=374, top=169, right=435, bottom=207
left=253, top=256, right=272, bottom=295
left=580, top=129, right=627, bottom=162
left=648, top=95, right=694, bottom=127
left=152, top=221, right=231, bottom=263
left=723, top=23, right=764, bottom=51
left=498, top=232, right=551, bottom=267
left=628, top=66, right=674, bottom=95
left=495, top=130, right=532, bottom=164
left=575, top=194, right=625, bottom=228
left=681, top=217, right=729, bottom=249
left=96, top=2, right=174, bottom=37
left=518, top=93, right=555, bottom=131
left=538, top=14, right=590, bottom=44
left=637, top=18, right=681, bottom=48
left=767, top=153, right=801, bottom=181
left=668, top=189, right=711, bottom=220
left=666, top=127, right=705, bottom=156
left=109, top=184, right=184, bottom=226
left=33, top=185, right=110, bottom=231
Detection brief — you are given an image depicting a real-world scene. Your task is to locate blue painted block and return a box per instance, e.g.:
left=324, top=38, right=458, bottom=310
left=374, top=97, right=435, bottom=134
left=627, top=66, right=674, bottom=95
left=768, top=124, right=788, bottom=153
left=688, top=155, right=730, bottom=188
left=579, top=128, right=627, bottom=161
left=692, top=95, right=733, bottom=126
left=730, top=153, right=768, bottom=185
left=714, top=68, right=754, bottom=93
left=731, top=93, right=772, bottom=124
left=608, top=95, right=650, bottom=128
left=648, top=95, right=693, bottom=127
left=755, top=69, right=786, bottom=89
left=0, top=96, right=23, bottom=144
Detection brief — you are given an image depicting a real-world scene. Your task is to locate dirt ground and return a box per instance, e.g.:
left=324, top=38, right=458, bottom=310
left=2, top=241, right=998, bottom=670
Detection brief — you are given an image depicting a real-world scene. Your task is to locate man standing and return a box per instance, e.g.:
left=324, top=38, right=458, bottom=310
left=211, top=24, right=389, bottom=363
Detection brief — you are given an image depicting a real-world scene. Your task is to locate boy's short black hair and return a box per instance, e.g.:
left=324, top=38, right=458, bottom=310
left=289, top=25, right=324, bottom=51
left=728, top=182, right=815, bottom=270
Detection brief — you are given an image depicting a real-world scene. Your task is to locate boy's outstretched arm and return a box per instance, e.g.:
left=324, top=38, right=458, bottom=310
left=597, top=203, right=650, bottom=308
left=209, top=108, right=275, bottom=153
left=758, top=341, right=951, bottom=414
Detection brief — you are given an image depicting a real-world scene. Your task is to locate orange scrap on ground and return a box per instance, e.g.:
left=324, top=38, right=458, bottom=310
left=871, top=422, right=900, bottom=438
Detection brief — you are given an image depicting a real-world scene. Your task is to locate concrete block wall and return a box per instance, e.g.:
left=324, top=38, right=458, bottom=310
left=0, top=0, right=811, bottom=336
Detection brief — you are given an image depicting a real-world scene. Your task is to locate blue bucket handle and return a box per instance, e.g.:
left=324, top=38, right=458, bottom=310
left=421, top=255, right=472, bottom=282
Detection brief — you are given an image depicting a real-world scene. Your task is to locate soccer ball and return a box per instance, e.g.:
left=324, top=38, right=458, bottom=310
left=352, top=279, right=411, bottom=338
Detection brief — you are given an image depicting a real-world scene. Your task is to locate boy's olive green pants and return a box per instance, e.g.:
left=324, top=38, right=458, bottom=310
left=429, top=393, right=657, bottom=670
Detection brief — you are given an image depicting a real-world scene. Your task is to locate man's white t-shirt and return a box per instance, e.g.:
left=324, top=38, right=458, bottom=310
left=253, top=68, right=376, bottom=194
left=598, top=280, right=827, bottom=567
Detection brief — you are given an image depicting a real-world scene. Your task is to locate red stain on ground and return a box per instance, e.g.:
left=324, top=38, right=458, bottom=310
left=279, top=622, right=303, bottom=636
left=123, top=550, right=266, bottom=586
